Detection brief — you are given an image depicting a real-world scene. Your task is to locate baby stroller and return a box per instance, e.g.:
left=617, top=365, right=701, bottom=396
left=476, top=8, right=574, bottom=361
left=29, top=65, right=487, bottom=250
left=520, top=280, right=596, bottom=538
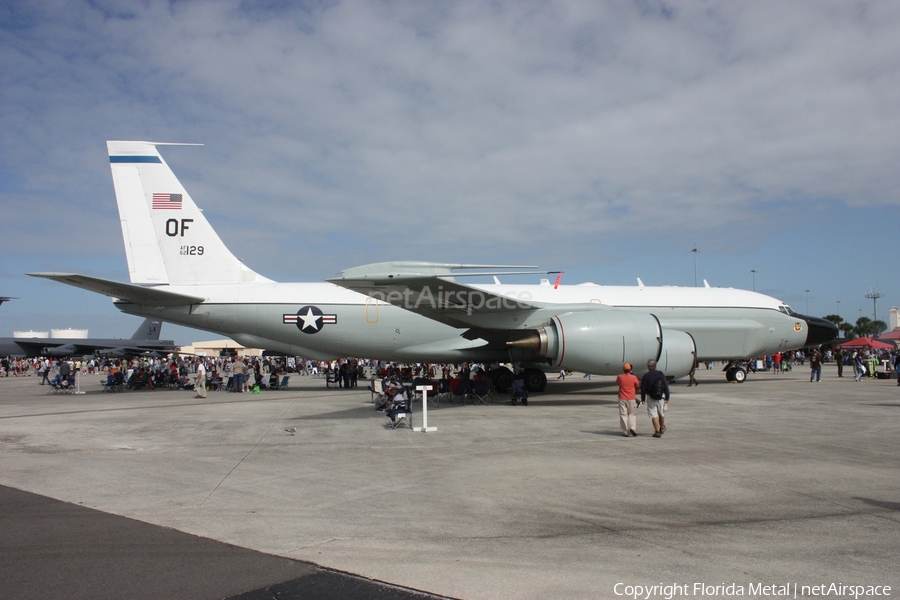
left=510, top=373, right=528, bottom=405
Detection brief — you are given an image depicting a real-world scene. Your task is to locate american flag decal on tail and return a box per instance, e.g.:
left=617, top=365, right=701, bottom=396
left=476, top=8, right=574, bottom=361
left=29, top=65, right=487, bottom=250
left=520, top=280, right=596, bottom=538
left=152, top=193, right=182, bottom=209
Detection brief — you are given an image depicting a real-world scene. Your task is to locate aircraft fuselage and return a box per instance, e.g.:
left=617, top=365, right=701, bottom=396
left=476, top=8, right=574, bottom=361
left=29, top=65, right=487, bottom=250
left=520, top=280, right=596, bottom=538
left=113, top=280, right=809, bottom=365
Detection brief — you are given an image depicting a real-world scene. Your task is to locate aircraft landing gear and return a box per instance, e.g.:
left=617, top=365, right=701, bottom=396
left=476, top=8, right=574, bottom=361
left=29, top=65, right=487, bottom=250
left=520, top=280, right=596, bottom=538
left=723, top=361, right=748, bottom=383
left=523, top=368, right=547, bottom=393
left=490, top=366, right=513, bottom=393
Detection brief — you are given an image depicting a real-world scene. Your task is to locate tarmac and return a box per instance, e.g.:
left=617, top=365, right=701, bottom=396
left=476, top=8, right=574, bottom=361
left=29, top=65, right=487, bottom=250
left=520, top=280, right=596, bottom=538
left=0, top=364, right=898, bottom=600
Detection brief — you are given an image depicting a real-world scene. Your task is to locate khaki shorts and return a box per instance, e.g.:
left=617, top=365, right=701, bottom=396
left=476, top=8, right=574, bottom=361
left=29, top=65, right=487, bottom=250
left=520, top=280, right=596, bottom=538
left=646, top=398, right=666, bottom=419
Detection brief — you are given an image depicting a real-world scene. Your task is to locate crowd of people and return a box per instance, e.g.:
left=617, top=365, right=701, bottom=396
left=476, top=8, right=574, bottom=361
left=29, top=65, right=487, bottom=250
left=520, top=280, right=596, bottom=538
left=4, top=345, right=898, bottom=437
left=5, top=346, right=899, bottom=392
left=750, top=347, right=897, bottom=381
left=0, top=355, right=294, bottom=393
left=365, top=360, right=498, bottom=425
left=1, top=353, right=500, bottom=395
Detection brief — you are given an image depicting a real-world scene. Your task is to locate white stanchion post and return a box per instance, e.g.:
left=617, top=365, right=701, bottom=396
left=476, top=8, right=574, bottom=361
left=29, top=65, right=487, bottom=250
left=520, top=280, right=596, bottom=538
left=413, top=385, right=436, bottom=432
left=74, top=371, right=85, bottom=394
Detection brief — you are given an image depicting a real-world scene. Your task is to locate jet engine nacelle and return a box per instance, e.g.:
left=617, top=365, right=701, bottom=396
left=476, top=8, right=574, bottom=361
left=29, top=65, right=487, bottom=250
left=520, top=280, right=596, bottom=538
left=43, top=344, right=76, bottom=357
left=517, top=311, right=696, bottom=378
left=94, top=347, right=127, bottom=357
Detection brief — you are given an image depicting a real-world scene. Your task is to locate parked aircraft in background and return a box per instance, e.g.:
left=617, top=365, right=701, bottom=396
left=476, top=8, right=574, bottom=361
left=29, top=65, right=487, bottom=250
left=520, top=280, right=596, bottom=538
left=28, top=141, right=836, bottom=390
left=0, top=318, right=177, bottom=358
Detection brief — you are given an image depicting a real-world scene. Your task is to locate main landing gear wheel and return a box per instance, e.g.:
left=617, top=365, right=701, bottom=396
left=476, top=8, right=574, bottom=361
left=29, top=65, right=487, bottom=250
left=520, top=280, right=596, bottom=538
left=523, top=368, right=547, bottom=393
left=491, top=367, right=513, bottom=393
left=725, top=366, right=747, bottom=383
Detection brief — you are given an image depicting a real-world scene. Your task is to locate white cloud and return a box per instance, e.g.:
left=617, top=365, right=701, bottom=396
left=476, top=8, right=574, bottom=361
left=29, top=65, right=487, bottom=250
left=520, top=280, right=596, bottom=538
left=1, top=0, right=898, bottom=337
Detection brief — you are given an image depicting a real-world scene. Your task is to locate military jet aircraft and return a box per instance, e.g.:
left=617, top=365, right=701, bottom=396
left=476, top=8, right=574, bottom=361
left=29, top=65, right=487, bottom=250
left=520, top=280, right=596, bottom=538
left=28, top=141, right=836, bottom=391
left=0, top=317, right=176, bottom=358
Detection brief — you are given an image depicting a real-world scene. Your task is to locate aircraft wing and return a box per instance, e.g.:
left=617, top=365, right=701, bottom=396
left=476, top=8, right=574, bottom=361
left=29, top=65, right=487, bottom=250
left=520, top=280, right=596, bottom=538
left=89, top=343, right=178, bottom=357
left=26, top=273, right=205, bottom=306
left=328, top=261, right=554, bottom=330
left=0, top=338, right=48, bottom=357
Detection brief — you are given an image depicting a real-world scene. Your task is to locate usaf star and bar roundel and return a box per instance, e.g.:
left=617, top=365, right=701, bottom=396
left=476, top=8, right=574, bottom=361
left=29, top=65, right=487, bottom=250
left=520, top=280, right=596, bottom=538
left=283, top=306, right=337, bottom=334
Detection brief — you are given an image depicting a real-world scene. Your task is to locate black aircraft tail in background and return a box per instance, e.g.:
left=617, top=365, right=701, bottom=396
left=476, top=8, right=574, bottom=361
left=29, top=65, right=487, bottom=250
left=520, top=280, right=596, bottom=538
left=130, top=318, right=163, bottom=340
left=0, top=318, right=177, bottom=358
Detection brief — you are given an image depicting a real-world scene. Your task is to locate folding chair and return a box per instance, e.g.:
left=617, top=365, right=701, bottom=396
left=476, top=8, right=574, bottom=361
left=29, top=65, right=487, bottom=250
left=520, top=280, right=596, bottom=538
left=275, top=375, right=290, bottom=390
left=454, top=378, right=471, bottom=404
left=436, top=378, right=452, bottom=404
left=111, top=371, right=124, bottom=393
left=448, top=377, right=460, bottom=403
left=49, top=376, right=75, bottom=394
left=369, top=378, right=384, bottom=403
left=101, top=371, right=124, bottom=393
left=388, top=398, right=412, bottom=429
left=471, top=378, right=491, bottom=405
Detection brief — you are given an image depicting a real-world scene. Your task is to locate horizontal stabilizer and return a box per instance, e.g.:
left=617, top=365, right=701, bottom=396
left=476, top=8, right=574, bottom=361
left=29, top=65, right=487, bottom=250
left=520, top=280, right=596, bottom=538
left=26, top=273, right=205, bottom=306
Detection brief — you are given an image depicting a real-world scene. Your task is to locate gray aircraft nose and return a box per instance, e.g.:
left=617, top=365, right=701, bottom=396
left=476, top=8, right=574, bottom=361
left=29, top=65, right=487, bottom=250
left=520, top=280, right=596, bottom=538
left=800, top=315, right=839, bottom=347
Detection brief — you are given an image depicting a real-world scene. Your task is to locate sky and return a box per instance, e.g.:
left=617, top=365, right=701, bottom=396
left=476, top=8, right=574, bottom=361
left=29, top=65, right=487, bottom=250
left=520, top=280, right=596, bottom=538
left=1, top=0, right=898, bottom=345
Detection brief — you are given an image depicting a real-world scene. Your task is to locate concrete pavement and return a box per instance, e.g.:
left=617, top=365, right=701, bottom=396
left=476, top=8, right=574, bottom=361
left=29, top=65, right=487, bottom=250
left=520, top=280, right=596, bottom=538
left=1, top=366, right=898, bottom=599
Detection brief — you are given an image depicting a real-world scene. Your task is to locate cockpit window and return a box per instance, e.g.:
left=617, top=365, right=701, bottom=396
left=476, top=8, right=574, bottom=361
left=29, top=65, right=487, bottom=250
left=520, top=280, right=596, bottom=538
left=779, top=305, right=795, bottom=315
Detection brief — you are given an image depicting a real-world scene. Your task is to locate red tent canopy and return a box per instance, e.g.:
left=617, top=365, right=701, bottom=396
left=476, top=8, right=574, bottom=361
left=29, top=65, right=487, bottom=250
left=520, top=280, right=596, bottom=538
left=836, top=336, right=894, bottom=350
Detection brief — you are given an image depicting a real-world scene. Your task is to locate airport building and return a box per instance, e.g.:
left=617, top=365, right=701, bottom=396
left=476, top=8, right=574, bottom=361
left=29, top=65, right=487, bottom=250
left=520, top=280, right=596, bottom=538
left=178, top=340, right=263, bottom=357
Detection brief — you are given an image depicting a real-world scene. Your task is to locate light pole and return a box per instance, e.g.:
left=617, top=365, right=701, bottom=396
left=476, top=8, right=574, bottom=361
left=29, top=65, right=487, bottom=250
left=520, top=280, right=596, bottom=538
left=749, top=269, right=757, bottom=291
left=688, top=247, right=698, bottom=287
left=866, top=287, right=883, bottom=336
left=805, top=289, right=810, bottom=315
left=836, top=300, right=840, bottom=319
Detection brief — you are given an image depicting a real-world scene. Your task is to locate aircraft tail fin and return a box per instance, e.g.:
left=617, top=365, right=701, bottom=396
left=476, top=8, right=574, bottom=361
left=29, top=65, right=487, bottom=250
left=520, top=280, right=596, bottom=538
left=130, top=318, right=163, bottom=341
left=107, top=141, right=272, bottom=286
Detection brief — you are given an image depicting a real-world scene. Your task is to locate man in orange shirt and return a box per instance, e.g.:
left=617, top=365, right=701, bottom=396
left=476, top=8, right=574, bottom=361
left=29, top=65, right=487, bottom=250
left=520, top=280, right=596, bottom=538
left=616, top=363, right=641, bottom=437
